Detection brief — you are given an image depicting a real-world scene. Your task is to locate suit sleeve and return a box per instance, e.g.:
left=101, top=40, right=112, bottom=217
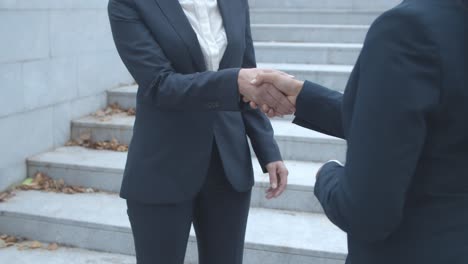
left=292, top=81, right=345, bottom=139
left=314, top=10, right=441, bottom=242
left=108, top=0, right=241, bottom=111
left=240, top=2, right=282, bottom=171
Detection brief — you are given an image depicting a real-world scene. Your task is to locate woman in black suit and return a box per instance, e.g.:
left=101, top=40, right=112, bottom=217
left=250, top=0, right=468, bottom=263
left=108, top=0, right=291, bottom=263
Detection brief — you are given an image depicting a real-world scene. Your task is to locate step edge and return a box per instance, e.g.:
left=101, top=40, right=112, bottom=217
left=27, top=155, right=317, bottom=191
left=0, top=199, right=347, bottom=259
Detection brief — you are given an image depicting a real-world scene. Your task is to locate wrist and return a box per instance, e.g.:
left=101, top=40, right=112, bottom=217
left=266, top=160, right=282, bottom=166
left=238, top=69, right=247, bottom=95
left=293, top=80, right=305, bottom=96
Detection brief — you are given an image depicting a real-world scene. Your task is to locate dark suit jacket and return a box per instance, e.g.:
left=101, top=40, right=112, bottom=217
left=108, top=0, right=281, bottom=204
left=293, top=0, right=468, bottom=263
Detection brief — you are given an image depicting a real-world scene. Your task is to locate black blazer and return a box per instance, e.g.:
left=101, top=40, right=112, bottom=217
left=293, top=0, right=468, bottom=263
left=108, top=0, right=281, bottom=204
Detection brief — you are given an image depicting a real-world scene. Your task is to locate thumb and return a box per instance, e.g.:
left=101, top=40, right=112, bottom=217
left=251, top=72, right=276, bottom=87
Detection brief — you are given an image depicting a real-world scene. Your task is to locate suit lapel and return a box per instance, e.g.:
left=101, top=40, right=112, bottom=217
left=217, top=0, right=243, bottom=68
left=153, top=0, right=206, bottom=71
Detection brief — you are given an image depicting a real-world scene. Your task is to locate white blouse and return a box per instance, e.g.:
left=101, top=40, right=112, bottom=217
left=179, top=0, right=228, bottom=71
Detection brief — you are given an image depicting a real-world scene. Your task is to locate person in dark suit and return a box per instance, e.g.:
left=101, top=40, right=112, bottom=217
left=108, top=0, right=294, bottom=263
left=248, top=0, right=468, bottom=263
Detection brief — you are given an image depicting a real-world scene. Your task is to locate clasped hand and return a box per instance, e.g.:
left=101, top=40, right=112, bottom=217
left=238, top=68, right=304, bottom=117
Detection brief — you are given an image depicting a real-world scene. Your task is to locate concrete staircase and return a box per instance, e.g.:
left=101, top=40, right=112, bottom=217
left=0, top=0, right=401, bottom=263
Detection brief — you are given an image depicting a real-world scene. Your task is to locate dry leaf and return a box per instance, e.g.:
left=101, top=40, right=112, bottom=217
left=16, top=172, right=98, bottom=195
left=62, top=187, right=75, bottom=194
left=127, top=108, right=136, bottom=115
left=16, top=244, right=26, bottom=250
left=67, top=133, right=128, bottom=152
left=29, top=241, right=43, bottom=249
left=79, top=132, right=92, bottom=141
left=1, top=235, right=58, bottom=251
left=47, top=243, right=59, bottom=251
left=92, top=103, right=135, bottom=119
left=94, top=110, right=106, bottom=117
left=5, top=236, right=17, bottom=243
left=0, top=191, right=14, bottom=202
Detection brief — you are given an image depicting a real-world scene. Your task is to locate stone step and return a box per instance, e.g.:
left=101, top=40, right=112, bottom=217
left=0, top=243, right=135, bottom=264
left=26, top=146, right=324, bottom=213
left=0, top=191, right=347, bottom=264
left=252, top=24, right=368, bottom=43
left=71, top=115, right=346, bottom=163
left=255, top=42, right=361, bottom=65
left=251, top=9, right=381, bottom=25
left=107, top=85, right=138, bottom=110
left=249, top=0, right=401, bottom=11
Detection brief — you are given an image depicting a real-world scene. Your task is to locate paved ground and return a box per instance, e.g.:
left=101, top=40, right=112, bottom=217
left=0, top=245, right=135, bottom=264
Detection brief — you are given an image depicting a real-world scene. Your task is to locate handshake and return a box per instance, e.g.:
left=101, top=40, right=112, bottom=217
left=237, top=68, right=305, bottom=117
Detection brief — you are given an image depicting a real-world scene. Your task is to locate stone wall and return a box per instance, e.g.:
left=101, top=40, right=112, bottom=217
left=0, top=0, right=134, bottom=191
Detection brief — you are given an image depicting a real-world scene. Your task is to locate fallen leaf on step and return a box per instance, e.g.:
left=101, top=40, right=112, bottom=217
left=1, top=235, right=59, bottom=250
left=5, top=236, right=17, bottom=243
left=21, top=178, right=33, bottom=186
left=62, top=187, right=75, bottom=194
left=47, top=243, right=59, bottom=251
left=0, top=191, right=15, bottom=202
left=28, top=241, right=43, bottom=249
left=17, top=244, right=26, bottom=250
left=66, top=133, right=128, bottom=152
left=92, top=103, right=135, bottom=119
left=94, top=110, right=106, bottom=118
left=16, top=172, right=99, bottom=195
left=127, top=108, right=136, bottom=115
left=79, top=132, right=92, bottom=141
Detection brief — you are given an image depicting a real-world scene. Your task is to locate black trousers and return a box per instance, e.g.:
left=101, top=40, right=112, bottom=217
left=126, top=143, right=252, bottom=264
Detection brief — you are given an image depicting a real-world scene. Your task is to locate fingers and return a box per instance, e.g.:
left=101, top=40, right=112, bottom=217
left=273, top=165, right=288, bottom=198
left=251, top=72, right=279, bottom=87
left=254, top=86, right=282, bottom=113
left=266, top=163, right=278, bottom=199
left=252, top=85, right=291, bottom=116
left=265, top=162, right=289, bottom=199
left=265, top=163, right=288, bottom=199
left=243, top=69, right=297, bottom=116
left=268, top=165, right=278, bottom=190
left=265, top=85, right=296, bottom=114
left=267, top=108, right=276, bottom=118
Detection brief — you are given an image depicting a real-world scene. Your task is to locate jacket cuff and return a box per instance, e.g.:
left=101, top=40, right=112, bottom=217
left=221, top=68, right=243, bottom=111
left=258, top=149, right=283, bottom=173
left=314, top=161, right=342, bottom=204
left=295, top=81, right=329, bottom=121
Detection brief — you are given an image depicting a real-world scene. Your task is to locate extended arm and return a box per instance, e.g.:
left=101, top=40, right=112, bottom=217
left=314, top=10, right=441, bottom=242
left=293, top=81, right=345, bottom=139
